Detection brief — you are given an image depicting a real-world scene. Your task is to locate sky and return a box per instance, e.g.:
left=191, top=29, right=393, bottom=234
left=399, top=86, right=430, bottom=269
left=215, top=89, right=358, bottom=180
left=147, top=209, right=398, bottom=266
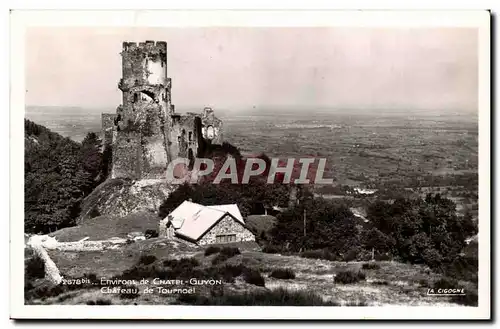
left=25, top=27, right=478, bottom=114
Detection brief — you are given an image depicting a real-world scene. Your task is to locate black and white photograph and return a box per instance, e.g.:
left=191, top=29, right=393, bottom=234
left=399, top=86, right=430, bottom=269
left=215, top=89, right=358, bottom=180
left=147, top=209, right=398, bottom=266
left=10, top=9, right=491, bottom=320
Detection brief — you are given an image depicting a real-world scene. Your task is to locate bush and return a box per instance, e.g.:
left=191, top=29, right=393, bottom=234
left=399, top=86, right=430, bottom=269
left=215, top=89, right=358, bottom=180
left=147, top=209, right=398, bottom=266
left=220, top=247, right=241, bottom=258
left=138, top=255, right=157, bottom=265
left=177, top=288, right=339, bottom=306
left=300, top=249, right=339, bottom=261
left=204, top=246, right=221, bottom=256
left=119, top=285, right=140, bottom=299
left=262, top=245, right=281, bottom=254
left=144, top=229, right=159, bottom=239
left=219, top=263, right=246, bottom=281
left=443, top=255, right=478, bottom=284
left=362, top=263, right=380, bottom=270
left=374, top=253, right=392, bottom=261
left=343, top=248, right=360, bottom=262
left=334, top=270, right=366, bottom=284
left=118, top=264, right=168, bottom=281
left=163, top=257, right=201, bottom=279
left=451, top=291, right=478, bottom=306
left=27, top=283, right=68, bottom=300
left=418, top=279, right=429, bottom=287
left=421, top=248, right=443, bottom=269
left=25, top=255, right=45, bottom=279
left=433, top=277, right=459, bottom=290
left=84, top=273, right=97, bottom=282
left=89, top=207, right=101, bottom=219
left=371, top=280, right=389, bottom=286
left=243, top=268, right=265, bottom=287
left=163, top=257, right=200, bottom=268
left=87, top=299, right=112, bottom=305
left=269, top=268, right=296, bottom=280
left=211, top=247, right=241, bottom=265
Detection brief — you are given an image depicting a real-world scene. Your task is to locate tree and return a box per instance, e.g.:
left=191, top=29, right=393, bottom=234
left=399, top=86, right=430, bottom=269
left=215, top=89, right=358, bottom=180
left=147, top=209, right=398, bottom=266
left=24, top=121, right=110, bottom=233
left=269, top=198, right=359, bottom=254
left=366, top=193, right=477, bottom=272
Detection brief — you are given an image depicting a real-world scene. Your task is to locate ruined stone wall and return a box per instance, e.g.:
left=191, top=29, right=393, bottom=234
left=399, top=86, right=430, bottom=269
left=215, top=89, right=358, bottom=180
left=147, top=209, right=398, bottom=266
left=120, top=41, right=168, bottom=89
left=201, top=107, right=223, bottom=144
left=112, top=132, right=142, bottom=179
left=167, top=114, right=202, bottom=167
left=101, top=113, right=116, bottom=151
left=197, top=215, right=255, bottom=246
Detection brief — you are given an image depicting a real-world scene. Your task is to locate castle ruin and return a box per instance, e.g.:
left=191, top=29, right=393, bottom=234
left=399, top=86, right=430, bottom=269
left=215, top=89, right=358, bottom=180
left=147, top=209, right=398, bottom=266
left=101, top=41, right=223, bottom=180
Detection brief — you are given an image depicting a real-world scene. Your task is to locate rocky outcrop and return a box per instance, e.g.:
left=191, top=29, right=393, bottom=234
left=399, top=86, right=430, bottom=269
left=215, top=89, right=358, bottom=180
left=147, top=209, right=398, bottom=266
left=78, top=178, right=175, bottom=224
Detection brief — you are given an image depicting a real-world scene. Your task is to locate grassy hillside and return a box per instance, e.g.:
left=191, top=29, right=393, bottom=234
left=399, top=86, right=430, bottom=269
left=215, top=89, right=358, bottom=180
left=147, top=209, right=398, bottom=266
left=50, top=210, right=160, bottom=242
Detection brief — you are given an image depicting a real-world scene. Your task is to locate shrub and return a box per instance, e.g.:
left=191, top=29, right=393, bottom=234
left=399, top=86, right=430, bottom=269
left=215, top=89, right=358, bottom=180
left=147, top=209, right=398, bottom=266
left=220, top=263, right=246, bottom=281
left=362, top=263, right=380, bottom=270
left=204, top=246, right=221, bottom=256
left=371, top=280, right=389, bottom=286
left=374, top=253, right=392, bottom=261
left=262, top=245, right=281, bottom=254
left=443, top=255, right=478, bottom=284
left=334, top=270, right=366, bottom=284
left=87, top=299, right=112, bottom=305
left=300, top=249, right=339, bottom=261
left=269, top=268, right=296, bottom=280
left=163, top=257, right=201, bottom=279
left=433, top=277, right=459, bottom=290
left=118, top=264, right=167, bottom=281
left=422, top=248, right=443, bottom=269
left=178, top=288, right=339, bottom=306
left=95, top=298, right=112, bottom=305
left=84, top=273, right=97, bottom=282
left=220, top=247, right=241, bottom=258
left=27, top=283, right=68, bottom=300
left=451, top=291, right=478, bottom=306
left=138, top=255, right=157, bottom=265
left=243, top=268, right=265, bottom=287
left=211, top=248, right=240, bottom=265
left=357, top=249, right=374, bottom=262
left=144, top=229, right=159, bottom=239
left=344, top=249, right=359, bottom=262
left=25, top=255, right=45, bottom=279
left=163, top=257, right=200, bottom=268
left=418, top=279, right=429, bottom=287
left=119, top=285, right=140, bottom=299
left=89, top=207, right=101, bottom=219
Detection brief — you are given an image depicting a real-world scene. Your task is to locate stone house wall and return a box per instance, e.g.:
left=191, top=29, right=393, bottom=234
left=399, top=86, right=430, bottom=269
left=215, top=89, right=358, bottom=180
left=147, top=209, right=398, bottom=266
left=197, top=214, right=255, bottom=246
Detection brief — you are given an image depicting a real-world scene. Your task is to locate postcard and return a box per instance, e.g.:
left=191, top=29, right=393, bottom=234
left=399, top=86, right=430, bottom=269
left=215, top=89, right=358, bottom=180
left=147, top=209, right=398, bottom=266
left=10, top=9, right=491, bottom=320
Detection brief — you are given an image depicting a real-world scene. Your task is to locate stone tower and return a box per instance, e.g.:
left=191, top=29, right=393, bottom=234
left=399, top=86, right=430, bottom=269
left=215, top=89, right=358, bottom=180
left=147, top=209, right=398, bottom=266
left=112, top=41, right=173, bottom=179
left=102, top=40, right=224, bottom=181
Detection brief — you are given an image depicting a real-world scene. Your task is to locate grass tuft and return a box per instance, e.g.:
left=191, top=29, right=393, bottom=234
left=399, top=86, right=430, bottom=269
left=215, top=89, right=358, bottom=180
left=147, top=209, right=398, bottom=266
left=269, top=268, right=296, bottom=280
left=362, top=263, right=380, bottom=270
left=204, top=246, right=221, bottom=256
left=177, top=288, right=338, bottom=306
left=334, top=270, right=366, bottom=284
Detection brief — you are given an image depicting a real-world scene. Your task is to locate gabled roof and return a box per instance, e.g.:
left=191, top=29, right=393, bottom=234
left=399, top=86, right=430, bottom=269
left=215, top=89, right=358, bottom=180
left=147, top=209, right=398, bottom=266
left=207, top=204, right=244, bottom=225
left=163, top=201, right=246, bottom=241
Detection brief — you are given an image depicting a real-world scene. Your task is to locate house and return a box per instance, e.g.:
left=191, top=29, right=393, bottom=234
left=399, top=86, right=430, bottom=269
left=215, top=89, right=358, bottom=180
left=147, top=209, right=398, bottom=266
left=159, top=201, right=255, bottom=245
